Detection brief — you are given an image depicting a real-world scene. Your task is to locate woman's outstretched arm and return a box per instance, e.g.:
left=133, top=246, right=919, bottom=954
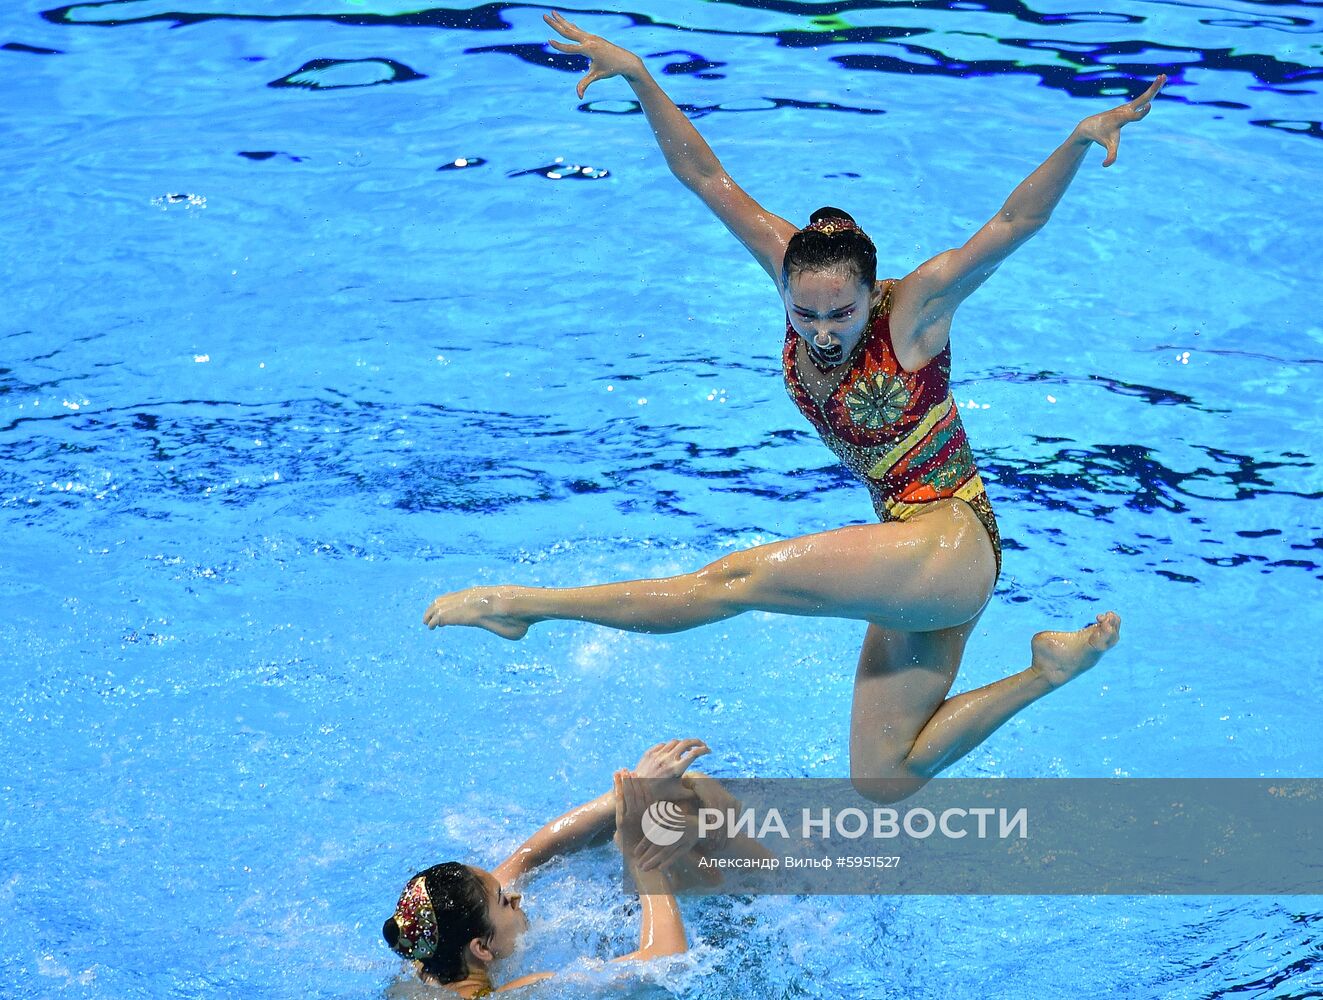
left=491, top=791, right=615, bottom=886
left=891, top=75, right=1167, bottom=364
left=544, top=11, right=796, bottom=283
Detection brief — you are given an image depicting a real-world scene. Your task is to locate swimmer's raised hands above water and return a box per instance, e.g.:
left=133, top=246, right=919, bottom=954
left=544, top=11, right=644, bottom=97
left=1073, top=75, right=1166, bottom=167
left=631, top=737, right=710, bottom=802
left=548, top=4, right=1162, bottom=173
left=488, top=737, right=744, bottom=886
left=552, top=8, right=801, bottom=291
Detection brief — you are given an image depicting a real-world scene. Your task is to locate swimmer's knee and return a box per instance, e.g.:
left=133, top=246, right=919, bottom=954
left=696, top=552, right=760, bottom=611
left=850, top=768, right=930, bottom=805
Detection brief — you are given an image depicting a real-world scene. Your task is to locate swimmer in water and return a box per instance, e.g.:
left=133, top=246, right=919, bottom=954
left=425, top=13, right=1152, bottom=803
left=383, top=739, right=762, bottom=996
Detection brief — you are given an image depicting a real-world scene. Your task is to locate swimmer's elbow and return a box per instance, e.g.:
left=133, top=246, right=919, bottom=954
left=1001, top=209, right=1049, bottom=240
left=679, top=165, right=726, bottom=195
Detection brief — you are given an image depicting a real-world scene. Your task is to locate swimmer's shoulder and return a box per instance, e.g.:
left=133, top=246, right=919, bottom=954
left=493, top=972, right=556, bottom=993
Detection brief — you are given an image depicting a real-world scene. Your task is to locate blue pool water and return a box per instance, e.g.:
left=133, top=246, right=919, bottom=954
left=2, top=0, right=1320, bottom=997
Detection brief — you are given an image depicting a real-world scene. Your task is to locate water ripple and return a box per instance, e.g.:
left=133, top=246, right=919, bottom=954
left=36, top=0, right=1322, bottom=143
left=2, top=391, right=1317, bottom=586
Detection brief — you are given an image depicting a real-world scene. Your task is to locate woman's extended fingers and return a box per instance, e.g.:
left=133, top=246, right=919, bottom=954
left=1095, top=75, right=1166, bottom=167
left=543, top=10, right=637, bottom=99
left=669, top=740, right=711, bottom=775
left=633, top=816, right=696, bottom=871
left=678, top=740, right=711, bottom=763
left=659, top=738, right=707, bottom=760
left=636, top=840, right=684, bottom=872
left=640, top=738, right=709, bottom=769
left=633, top=841, right=669, bottom=871
left=621, top=770, right=644, bottom=818
left=543, top=11, right=585, bottom=42
left=545, top=11, right=603, bottom=98
left=1127, top=74, right=1167, bottom=113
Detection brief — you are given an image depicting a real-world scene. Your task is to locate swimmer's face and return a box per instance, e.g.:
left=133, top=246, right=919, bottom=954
left=784, top=267, right=879, bottom=365
left=471, top=867, right=528, bottom=960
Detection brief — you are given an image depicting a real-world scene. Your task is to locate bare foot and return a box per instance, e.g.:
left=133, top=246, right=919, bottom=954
left=422, top=587, right=534, bottom=640
left=1030, top=611, right=1121, bottom=688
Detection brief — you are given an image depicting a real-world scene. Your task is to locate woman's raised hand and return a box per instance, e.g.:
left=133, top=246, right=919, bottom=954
left=632, top=738, right=710, bottom=802
left=612, top=769, right=647, bottom=857
left=1073, top=75, right=1167, bottom=167
left=544, top=11, right=645, bottom=99
left=613, top=766, right=704, bottom=873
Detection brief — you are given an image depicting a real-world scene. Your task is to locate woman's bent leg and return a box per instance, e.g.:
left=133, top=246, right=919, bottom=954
left=850, top=613, right=1122, bottom=803
left=423, top=500, right=997, bottom=638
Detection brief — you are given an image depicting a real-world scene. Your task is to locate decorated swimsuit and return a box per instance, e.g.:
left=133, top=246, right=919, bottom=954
left=781, top=280, right=1002, bottom=578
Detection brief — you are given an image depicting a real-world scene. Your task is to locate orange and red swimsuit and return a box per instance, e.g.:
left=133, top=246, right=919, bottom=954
left=781, top=282, right=1002, bottom=578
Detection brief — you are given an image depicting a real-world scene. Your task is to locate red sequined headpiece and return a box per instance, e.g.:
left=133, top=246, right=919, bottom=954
left=390, top=876, right=439, bottom=961
left=804, top=216, right=863, bottom=239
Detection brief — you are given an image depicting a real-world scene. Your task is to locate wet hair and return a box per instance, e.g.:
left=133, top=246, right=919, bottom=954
left=781, top=206, right=877, bottom=291
left=382, top=862, right=494, bottom=984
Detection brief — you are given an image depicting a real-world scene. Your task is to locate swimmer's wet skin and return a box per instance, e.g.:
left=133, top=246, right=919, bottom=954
left=424, top=11, right=1157, bottom=804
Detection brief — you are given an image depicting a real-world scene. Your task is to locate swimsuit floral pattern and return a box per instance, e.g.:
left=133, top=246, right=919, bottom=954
left=844, top=372, right=910, bottom=429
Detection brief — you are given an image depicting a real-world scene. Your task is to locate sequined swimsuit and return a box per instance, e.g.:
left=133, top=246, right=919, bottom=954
left=782, top=282, right=1002, bottom=578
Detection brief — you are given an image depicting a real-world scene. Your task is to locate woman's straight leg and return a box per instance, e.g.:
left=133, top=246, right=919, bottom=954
left=423, top=499, right=998, bottom=638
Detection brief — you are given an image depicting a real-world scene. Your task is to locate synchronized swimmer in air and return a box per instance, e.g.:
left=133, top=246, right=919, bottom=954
left=424, top=12, right=1160, bottom=803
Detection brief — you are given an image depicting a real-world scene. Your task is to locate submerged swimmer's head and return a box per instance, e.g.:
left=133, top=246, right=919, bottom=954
left=783, top=208, right=881, bottom=366
left=383, top=863, right=528, bottom=985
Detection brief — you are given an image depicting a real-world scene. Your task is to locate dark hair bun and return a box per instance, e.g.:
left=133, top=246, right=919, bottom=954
left=809, top=206, right=857, bottom=226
